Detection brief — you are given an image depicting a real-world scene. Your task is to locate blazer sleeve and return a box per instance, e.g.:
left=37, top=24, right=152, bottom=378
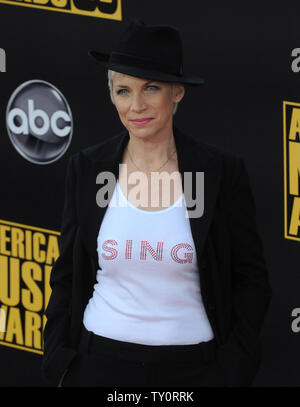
left=217, top=155, right=273, bottom=386
left=41, top=154, right=78, bottom=386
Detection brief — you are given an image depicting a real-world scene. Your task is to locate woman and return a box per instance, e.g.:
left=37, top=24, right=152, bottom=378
left=41, top=19, right=272, bottom=387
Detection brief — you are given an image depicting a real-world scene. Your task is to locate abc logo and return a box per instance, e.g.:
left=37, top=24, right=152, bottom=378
left=6, top=80, right=73, bottom=164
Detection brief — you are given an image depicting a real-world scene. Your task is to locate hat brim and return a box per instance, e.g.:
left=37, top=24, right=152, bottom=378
left=88, top=50, right=205, bottom=86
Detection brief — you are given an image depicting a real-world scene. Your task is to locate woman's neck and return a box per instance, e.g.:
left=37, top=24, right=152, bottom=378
left=126, top=127, right=177, bottom=169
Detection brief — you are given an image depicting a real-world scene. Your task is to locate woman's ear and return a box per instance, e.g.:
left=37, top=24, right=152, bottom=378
left=172, top=83, right=185, bottom=103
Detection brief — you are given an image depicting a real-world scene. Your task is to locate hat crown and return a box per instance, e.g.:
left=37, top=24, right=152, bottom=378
left=110, top=19, right=183, bottom=76
left=88, top=18, right=205, bottom=86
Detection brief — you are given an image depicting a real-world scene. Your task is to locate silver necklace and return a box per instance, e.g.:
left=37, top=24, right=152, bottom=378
left=127, top=145, right=177, bottom=177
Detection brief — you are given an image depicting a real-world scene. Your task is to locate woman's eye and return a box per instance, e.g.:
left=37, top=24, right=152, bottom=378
left=116, top=89, right=128, bottom=95
left=146, top=85, right=159, bottom=91
left=116, top=85, right=159, bottom=95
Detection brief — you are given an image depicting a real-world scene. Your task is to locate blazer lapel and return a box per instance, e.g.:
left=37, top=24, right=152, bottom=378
left=79, top=125, right=223, bottom=274
left=174, top=126, right=223, bottom=269
left=79, top=128, right=130, bottom=268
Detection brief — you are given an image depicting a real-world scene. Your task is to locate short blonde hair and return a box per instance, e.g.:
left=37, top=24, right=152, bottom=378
left=107, top=69, right=179, bottom=115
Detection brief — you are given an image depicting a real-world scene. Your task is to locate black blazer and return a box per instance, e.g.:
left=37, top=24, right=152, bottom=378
left=42, top=125, right=272, bottom=386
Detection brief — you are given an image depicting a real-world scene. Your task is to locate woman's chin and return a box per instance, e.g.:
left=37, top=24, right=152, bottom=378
left=128, top=127, right=156, bottom=138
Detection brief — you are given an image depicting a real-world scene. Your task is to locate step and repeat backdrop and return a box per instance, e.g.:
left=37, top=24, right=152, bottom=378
left=0, top=2, right=299, bottom=386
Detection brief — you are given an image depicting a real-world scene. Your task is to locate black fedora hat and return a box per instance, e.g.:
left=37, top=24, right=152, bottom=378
left=88, top=19, right=205, bottom=86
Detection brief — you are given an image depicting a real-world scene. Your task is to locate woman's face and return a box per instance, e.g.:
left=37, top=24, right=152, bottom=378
left=111, top=72, right=185, bottom=139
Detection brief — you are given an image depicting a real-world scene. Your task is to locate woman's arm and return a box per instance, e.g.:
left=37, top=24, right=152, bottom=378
left=218, top=155, right=272, bottom=386
left=41, top=155, right=78, bottom=386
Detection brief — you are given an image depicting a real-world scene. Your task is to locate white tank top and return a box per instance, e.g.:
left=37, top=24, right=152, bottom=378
left=83, top=180, right=214, bottom=345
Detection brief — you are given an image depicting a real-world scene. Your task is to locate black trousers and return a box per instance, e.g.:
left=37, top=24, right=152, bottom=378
left=61, top=324, right=227, bottom=387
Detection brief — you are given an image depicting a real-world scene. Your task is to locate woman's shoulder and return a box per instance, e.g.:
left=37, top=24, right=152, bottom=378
left=193, top=135, right=241, bottom=162
left=181, top=130, right=247, bottom=193
left=183, top=129, right=244, bottom=174
left=67, top=128, right=244, bottom=184
left=68, top=129, right=127, bottom=167
left=175, top=126, right=241, bottom=160
left=82, top=131, right=125, bottom=158
left=188, top=134, right=251, bottom=203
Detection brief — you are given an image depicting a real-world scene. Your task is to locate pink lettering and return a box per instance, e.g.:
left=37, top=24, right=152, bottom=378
left=140, top=240, right=163, bottom=261
left=100, top=240, right=194, bottom=263
left=171, top=243, right=193, bottom=264
left=125, top=240, right=132, bottom=259
left=102, top=239, right=118, bottom=260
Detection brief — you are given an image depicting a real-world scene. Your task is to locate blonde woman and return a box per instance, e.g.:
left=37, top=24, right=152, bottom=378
left=42, top=19, right=272, bottom=387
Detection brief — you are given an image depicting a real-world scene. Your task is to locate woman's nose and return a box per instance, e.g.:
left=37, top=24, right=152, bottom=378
left=130, top=93, right=146, bottom=112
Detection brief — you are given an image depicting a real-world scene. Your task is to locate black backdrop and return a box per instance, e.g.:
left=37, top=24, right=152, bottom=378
left=0, top=2, right=299, bottom=386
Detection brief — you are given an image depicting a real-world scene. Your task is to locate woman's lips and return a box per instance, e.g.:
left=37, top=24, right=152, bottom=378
left=130, top=118, right=153, bottom=127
